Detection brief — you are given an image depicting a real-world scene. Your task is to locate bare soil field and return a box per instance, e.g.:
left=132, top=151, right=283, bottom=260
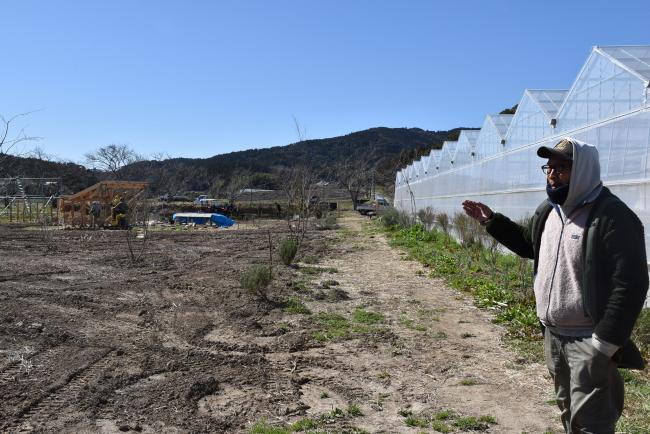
left=0, top=215, right=561, bottom=433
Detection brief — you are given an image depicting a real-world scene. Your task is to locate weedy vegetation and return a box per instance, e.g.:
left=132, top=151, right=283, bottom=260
left=379, top=209, right=650, bottom=431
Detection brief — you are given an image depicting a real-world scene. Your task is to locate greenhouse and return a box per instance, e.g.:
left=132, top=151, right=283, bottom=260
left=395, top=45, right=650, bottom=290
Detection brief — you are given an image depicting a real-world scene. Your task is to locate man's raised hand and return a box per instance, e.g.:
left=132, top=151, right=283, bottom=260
left=462, top=200, right=494, bottom=224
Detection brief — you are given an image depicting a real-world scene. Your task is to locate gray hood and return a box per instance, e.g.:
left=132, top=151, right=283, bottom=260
left=561, top=138, right=602, bottom=214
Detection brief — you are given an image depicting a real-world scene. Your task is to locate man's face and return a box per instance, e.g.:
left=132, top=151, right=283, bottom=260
left=546, top=157, right=572, bottom=188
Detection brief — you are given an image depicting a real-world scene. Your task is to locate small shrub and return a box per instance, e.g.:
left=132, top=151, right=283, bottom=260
left=315, top=213, right=338, bottom=230
left=240, top=265, right=272, bottom=299
left=302, top=255, right=318, bottom=264
left=321, top=279, right=339, bottom=289
left=347, top=404, right=363, bottom=417
left=453, top=212, right=481, bottom=247
left=279, top=237, right=298, bottom=266
left=398, top=408, right=413, bottom=417
left=397, top=210, right=416, bottom=228
left=404, top=415, right=428, bottom=428
left=436, top=213, right=450, bottom=235
left=478, top=415, right=497, bottom=424
left=434, top=410, right=454, bottom=420
left=320, top=407, right=345, bottom=421
left=380, top=207, right=401, bottom=228
left=417, top=206, right=435, bottom=229
left=453, top=416, right=490, bottom=431
left=431, top=420, right=452, bottom=433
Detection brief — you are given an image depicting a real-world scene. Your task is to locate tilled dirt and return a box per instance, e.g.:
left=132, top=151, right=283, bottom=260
left=0, top=215, right=562, bottom=433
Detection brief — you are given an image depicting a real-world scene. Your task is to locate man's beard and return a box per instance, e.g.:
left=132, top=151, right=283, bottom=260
left=546, top=183, right=570, bottom=205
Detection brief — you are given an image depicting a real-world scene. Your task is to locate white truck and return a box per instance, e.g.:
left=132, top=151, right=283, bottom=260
left=194, top=195, right=220, bottom=206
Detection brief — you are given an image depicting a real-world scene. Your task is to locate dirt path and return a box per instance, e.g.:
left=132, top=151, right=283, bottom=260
left=270, top=214, right=562, bottom=433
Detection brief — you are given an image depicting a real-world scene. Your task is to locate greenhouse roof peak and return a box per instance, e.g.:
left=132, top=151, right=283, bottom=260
left=487, top=114, right=513, bottom=139
left=525, top=89, right=568, bottom=119
left=594, top=45, right=650, bottom=83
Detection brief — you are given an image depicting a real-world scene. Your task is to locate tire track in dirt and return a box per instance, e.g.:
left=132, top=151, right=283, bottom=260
left=6, top=347, right=115, bottom=433
left=295, top=214, right=562, bottom=433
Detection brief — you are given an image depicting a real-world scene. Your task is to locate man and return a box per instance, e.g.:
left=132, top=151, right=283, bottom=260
left=112, top=196, right=129, bottom=229
left=89, top=201, right=102, bottom=229
left=462, top=138, right=648, bottom=433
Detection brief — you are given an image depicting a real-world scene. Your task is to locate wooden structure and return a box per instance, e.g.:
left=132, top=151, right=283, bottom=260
left=58, top=181, right=148, bottom=227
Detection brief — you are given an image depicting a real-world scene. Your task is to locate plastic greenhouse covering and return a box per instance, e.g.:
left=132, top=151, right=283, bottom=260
left=394, top=46, right=650, bottom=305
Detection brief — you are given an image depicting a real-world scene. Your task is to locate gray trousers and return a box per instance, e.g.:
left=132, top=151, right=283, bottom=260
left=544, top=329, right=624, bottom=434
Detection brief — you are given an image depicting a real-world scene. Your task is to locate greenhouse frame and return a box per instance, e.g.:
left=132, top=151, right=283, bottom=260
left=394, top=46, right=650, bottom=304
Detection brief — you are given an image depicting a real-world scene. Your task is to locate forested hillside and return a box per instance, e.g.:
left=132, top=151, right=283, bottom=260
left=2, top=127, right=468, bottom=195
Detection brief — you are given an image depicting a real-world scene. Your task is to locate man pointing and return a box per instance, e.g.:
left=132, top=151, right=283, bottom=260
left=462, top=138, right=648, bottom=433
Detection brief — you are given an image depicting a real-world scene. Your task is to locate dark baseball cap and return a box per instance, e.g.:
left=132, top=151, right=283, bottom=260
left=537, top=138, right=574, bottom=161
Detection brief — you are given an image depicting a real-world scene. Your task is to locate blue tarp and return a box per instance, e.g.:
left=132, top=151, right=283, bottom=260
left=172, top=213, right=235, bottom=227
left=210, top=213, right=235, bottom=227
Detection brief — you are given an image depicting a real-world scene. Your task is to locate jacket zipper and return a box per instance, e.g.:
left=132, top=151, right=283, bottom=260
left=545, top=213, right=564, bottom=326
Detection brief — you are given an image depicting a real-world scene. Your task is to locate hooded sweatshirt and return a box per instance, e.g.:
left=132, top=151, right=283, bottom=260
left=533, top=139, right=603, bottom=337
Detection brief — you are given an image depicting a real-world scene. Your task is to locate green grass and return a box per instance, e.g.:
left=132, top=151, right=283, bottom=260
left=250, top=420, right=291, bottom=434
left=452, top=415, right=494, bottom=431
left=299, top=266, right=338, bottom=275
left=399, top=315, right=427, bottom=331
left=431, top=420, right=452, bottom=433
left=251, top=405, right=369, bottom=433
left=434, top=410, right=454, bottom=420
left=616, top=370, right=650, bottom=433
left=289, top=418, right=319, bottom=431
left=312, top=312, right=352, bottom=341
left=283, top=296, right=311, bottom=315
left=311, top=308, right=388, bottom=342
left=352, top=308, right=384, bottom=325
left=460, top=378, right=477, bottom=386
left=399, top=409, right=496, bottom=433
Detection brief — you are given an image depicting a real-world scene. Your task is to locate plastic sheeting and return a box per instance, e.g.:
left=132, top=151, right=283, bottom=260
left=172, top=213, right=235, bottom=227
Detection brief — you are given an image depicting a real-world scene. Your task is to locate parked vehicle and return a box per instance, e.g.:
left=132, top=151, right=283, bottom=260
left=194, top=195, right=221, bottom=206
left=356, top=197, right=390, bottom=216
left=159, top=194, right=192, bottom=202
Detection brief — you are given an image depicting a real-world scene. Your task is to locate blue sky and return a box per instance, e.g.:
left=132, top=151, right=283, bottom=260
left=3, top=0, right=648, bottom=163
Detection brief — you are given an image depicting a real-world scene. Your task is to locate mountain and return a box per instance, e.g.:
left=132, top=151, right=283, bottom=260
left=2, top=126, right=466, bottom=195
left=0, top=155, right=98, bottom=194
left=123, top=127, right=458, bottom=193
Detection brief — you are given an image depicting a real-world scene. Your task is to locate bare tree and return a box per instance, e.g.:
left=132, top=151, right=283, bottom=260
left=277, top=164, right=317, bottom=245
left=224, top=169, right=251, bottom=208
left=84, top=144, right=142, bottom=178
left=209, top=176, right=226, bottom=199
left=28, top=146, right=53, bottom=161
left=0, top=112, right=42, bottom=164
left=334, top=157, right=377, bottom=210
